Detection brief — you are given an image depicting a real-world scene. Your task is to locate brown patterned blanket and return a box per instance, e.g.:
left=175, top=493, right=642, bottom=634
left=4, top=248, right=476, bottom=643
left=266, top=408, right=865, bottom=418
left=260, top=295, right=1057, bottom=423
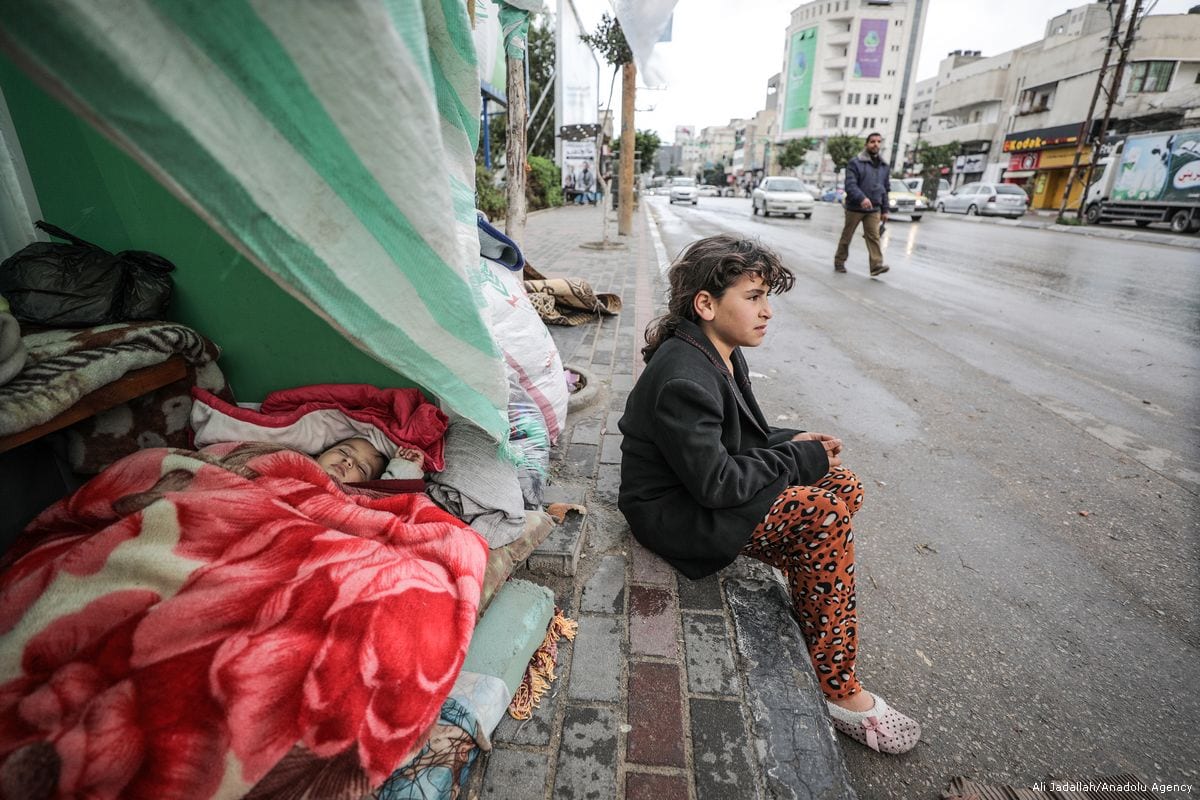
left=0, top=321, right=229, bottom=472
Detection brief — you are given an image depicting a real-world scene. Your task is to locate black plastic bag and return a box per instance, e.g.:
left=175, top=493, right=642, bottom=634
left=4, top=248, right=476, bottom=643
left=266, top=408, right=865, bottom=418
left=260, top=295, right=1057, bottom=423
left=0, top=221, right=175, bottom=327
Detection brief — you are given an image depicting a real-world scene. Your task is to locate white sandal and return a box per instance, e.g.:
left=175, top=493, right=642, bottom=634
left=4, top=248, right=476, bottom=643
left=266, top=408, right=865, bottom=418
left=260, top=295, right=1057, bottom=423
left=825, top=693, right=921, bottom=754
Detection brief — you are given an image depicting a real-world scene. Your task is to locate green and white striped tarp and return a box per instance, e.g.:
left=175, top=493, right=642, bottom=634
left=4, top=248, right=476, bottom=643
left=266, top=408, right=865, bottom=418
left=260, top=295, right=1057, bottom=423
left=0, top=0, right=509, bottom=441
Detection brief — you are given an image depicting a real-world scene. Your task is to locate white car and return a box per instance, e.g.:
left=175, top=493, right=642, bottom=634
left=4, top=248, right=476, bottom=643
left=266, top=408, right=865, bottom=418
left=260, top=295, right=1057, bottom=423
left=752, top=177, right=815, bottom=218
left=669, top=178, right=699, bottom=205
left=697, top=184, right=721, bottom=197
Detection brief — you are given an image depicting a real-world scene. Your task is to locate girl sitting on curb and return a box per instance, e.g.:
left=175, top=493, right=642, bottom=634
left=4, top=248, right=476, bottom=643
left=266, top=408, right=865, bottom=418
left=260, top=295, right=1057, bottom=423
left=617, top=234, right=921, bottom=755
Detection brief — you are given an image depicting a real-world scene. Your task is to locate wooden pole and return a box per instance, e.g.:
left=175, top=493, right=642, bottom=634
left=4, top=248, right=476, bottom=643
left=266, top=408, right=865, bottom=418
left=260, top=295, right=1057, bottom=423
left=505, top=55, right=528, bottom=244
left=618, top=60, right=636, bottom=236
left=1056, top=0, right=1125, bottom=222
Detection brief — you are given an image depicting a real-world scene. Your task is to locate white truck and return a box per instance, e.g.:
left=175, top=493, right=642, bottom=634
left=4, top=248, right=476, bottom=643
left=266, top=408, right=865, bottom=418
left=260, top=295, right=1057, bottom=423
left=1083, top=127, right=1200, bottom=234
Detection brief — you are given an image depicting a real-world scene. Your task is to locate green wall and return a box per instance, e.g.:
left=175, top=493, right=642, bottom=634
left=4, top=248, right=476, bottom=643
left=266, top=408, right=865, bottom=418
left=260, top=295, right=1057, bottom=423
left=0, top=55, right=416, bottom=401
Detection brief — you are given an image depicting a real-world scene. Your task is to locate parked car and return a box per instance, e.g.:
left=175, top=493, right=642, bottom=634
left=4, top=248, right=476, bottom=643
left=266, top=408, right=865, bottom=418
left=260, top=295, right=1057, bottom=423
left=936, top=182, right=1028, bottom=218
left=887, top=179, right=927, bottom=221
left=669, top=177, right=699, bottom=205
left=752, top=177, right=815, bottom=218
left=820, top=186, right=845, bottom=203
left=697, top=184, right=721, bottom=197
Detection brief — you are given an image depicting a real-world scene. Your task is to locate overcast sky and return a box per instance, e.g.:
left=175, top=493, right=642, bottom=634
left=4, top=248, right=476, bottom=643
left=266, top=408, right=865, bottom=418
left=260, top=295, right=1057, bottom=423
left=568, top=0, right=1197, bottom=142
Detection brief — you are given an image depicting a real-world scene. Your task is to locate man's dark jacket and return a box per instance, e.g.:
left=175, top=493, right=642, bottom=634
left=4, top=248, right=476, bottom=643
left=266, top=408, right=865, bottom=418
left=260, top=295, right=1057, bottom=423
left=844, top=150, right=890, bottom=213
left=618, top=319, right=829, bottom=578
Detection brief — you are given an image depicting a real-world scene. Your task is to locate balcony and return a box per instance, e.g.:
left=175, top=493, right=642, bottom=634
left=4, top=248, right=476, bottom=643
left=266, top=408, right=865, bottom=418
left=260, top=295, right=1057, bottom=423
left=920, top=121, right=997, bottom=148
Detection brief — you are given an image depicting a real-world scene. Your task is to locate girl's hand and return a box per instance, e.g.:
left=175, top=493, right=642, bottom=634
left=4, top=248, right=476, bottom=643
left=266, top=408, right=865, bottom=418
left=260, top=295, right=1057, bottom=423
left=792, top=432, right=843, bottom=465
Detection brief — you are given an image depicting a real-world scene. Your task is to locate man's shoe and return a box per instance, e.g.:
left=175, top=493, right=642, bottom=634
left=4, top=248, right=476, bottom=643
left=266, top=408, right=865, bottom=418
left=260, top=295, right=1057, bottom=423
left=869, top=264, right=890, bottom=277
left=834, top=265, right=847, bottom=273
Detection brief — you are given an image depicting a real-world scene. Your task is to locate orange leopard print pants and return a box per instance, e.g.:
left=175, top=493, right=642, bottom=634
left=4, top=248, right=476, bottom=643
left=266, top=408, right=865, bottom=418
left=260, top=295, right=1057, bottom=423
left=741, top=467, right=864, bottom=700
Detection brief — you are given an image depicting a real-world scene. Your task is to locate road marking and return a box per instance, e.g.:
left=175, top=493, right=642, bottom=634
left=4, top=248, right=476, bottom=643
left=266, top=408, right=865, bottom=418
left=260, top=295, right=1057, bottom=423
left=1035, top=395, right=1200, bottom=489
left=645, top=202, right=671, bottom=277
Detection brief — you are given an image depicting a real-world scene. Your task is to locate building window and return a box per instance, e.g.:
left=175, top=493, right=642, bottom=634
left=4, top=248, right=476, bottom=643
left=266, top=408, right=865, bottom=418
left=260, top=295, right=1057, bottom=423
left=865, top=117, right=876, bottom=128
left=1018, top=85, right=1054, bottom=114
left=1129, top=61, right=1174, bottom=93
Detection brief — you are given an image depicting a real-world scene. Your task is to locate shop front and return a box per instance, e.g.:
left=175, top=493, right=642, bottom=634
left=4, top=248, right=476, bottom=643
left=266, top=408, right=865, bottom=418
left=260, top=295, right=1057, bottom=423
left=1002, top=123, right=1093, bottom=210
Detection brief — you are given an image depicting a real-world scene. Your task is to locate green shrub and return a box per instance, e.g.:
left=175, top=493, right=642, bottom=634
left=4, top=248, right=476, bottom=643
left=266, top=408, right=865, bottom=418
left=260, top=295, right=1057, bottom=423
left=475, top=164, right=507, bottom=220
left=526, top=155, right=563, bottom=209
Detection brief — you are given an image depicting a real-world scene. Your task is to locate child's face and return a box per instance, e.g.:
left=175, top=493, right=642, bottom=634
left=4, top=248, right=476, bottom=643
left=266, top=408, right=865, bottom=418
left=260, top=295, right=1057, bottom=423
left=699, top=273, right=773, bottom=353
left=317, top=438, right=386, bottom=482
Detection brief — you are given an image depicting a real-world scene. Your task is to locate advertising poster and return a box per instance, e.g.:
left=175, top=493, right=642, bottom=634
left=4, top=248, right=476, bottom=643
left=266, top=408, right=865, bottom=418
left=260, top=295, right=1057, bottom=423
left=562, top=140, right=597, bottom=189
left=1164, top=130, right=1200, bottom=203
left=473, top=0, right=507, bottom=102
left=782, top=27, right=817, bottom=132
left=1112, top=133, right=1171, bottom=202
left=854, top=19, right=887, bottom=79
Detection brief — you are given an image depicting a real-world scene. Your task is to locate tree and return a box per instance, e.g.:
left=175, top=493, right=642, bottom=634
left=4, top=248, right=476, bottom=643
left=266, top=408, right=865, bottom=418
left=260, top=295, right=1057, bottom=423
left=826, top=134, right=865, bottom=173
left=580, top=13, right=635, bottom=236
left=610, top=129, right=661, bottom=173
left=701, top=161, right=727, bottom=188
left=913, top=140, right=959, bottom=199
left=526, top=15, right=556, bottom=160
left=777, top=137, right=815, bottom=172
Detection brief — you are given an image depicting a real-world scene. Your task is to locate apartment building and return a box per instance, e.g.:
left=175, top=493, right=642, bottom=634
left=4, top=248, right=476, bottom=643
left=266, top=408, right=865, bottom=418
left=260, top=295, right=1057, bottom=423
left=918, top=3, right=1200, bottom=209
left=776, top=0, right=930, bottom=176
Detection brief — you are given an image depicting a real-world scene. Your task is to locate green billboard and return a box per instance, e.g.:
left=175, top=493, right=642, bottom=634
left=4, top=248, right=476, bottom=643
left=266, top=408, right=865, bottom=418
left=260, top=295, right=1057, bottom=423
left=783, top=27, right=817, bottom=132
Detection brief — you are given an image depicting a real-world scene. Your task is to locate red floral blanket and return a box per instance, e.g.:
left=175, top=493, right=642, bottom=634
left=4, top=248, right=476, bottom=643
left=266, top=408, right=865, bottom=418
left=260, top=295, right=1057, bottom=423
left=0, top=443, right=488, bottom=800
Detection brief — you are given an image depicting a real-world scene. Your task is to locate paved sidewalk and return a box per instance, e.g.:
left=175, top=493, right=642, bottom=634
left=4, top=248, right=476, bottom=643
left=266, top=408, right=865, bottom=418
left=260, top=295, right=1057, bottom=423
left=471, top=203, right=858, bottom=800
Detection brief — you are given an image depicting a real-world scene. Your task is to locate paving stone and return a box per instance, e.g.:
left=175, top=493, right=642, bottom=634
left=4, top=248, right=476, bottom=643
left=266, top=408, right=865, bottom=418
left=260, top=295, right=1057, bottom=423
left=527, top=509, right=586, bottom=576
left=565, top=443, right=597, bottom=477
left=625, top=772, right=690, bottom=800
left=568, top=615, right=622, bottom=702
left=591, top=349, right=612, bottom=367
left=611, top=372, right=634, bottom=391
left=677, top=573, right=725, bottom=611
left=682, top=611, right=739, bottom=696
left=689, top=698, right=760, bottom=800
left=581, top=503, right=630, bottom=554
left=599, top=433, right=623, bottom=465
left=631, top=540, right=675, bottom=586
left=604, top=410, right=623, bottom=433
left=626, top=661, right=686, bottom=768
left=480, top=747, right=549, bottom=798
left=542, top=481, right=588, bottom=506
left=629, top=585, right=679, bottom=659
left=581, top=554, right=626, bottom=613
left=553, top=705, right=619, bottom=800
left=492, top=646, right=566, bottom=746
left=594, top=463, right=620, bottom=504
left=571, top=419, right=603, bottom=446
left=725, top=577, right=859, bottom=800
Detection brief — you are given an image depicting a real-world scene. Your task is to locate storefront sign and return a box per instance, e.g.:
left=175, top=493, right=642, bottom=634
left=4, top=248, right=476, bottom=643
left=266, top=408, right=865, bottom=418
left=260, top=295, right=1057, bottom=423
left=1038, top=147, right=1090, bottom=169
left=1008, top=152, right=1040, bottom=171
left=955, top=153, right=987, bottom=173
left=854, top=19, right=887, bottom=78
left=1002, top=122, right=1083, bottom=153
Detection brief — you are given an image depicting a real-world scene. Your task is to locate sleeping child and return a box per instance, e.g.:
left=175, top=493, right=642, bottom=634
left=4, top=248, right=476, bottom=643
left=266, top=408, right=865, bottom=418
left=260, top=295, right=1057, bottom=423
left=315, top=437, right=426, bottom=482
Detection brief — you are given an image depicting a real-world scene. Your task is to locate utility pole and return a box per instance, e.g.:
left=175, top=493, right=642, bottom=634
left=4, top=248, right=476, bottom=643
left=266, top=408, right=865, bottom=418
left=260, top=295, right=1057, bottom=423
left=889, top=0, right=926, bottom=173
left=1075, top=0, right=1143, bottom=221
left=618, top=60, right=635, bottom=236
left=505, top=54, right=529, bottom=244
left=1056, top=0, right=1126, bottom=223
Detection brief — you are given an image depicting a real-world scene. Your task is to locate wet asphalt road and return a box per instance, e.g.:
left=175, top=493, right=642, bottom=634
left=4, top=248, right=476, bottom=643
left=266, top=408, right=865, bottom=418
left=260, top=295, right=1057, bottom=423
left=645, top=196, right=1200, bottom=799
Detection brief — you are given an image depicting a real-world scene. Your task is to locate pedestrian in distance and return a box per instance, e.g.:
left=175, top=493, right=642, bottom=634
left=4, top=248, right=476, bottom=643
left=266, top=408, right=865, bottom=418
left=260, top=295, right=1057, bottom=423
left=617, top=235, right=921, bottom=755
left=835, top=131, right=891, bottom=277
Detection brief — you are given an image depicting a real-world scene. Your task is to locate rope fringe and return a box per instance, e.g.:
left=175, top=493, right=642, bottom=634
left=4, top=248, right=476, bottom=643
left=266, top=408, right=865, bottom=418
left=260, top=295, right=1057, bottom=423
left=507, top=608, right=578, bottom=720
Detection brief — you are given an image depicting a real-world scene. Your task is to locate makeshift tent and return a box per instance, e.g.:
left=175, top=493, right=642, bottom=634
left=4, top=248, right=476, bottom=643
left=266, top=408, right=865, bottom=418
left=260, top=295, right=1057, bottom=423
left=0, top=0, right=509, bottom=441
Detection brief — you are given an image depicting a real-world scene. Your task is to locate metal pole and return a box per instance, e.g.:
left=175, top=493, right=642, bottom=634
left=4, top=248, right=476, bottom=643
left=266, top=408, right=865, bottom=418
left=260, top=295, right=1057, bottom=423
left=482, top=96, right=491, bottom=170
left=1057, top=0, right=1125, bottom=222
left=890, top=0, right=925, bottom=171
left=526, top=67, right=556, bottom=133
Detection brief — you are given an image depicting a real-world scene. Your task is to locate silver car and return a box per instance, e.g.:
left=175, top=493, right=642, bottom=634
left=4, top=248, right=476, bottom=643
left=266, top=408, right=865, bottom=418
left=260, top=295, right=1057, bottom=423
left=752, top=177, right=815, bottom=218
left=936, top=182, right=1028, bottom=218
left=669, top=177, right=699, bottom=205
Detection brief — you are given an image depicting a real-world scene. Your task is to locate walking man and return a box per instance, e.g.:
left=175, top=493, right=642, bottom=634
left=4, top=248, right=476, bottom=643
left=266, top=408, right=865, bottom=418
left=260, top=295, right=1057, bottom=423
left=834, top=132, right=890, bottom=277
